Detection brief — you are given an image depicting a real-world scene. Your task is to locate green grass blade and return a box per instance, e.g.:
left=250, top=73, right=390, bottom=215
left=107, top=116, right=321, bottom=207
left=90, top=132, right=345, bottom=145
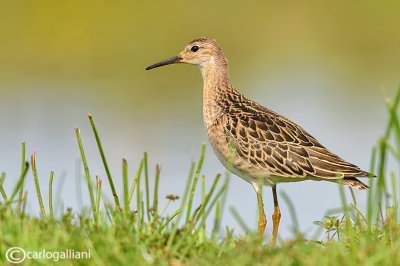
left=153, top=164, right=160, bottom=215
left=0, top=172, right=8, bottom=201
left=88, top=113, right=120, bottom=210
left=202, top=176, right=228, bottom=226
left=186, top=144, right=206, bottom=223
left=280, top=190, right=299, bottom=234
left=20, top=141, right=26, bottom=174
left=367, top=146, right=377, bottom=225
left=129, top=157, right=144, bottom=204
left=123, top=158, right=129, bottom=214
left=376, top=138, right=388, bottom=220
left=212, top=200, right=220, bottom=239
left=143, top=152, right=151, bottom=221
left=201, top=175, right=205, bottom=222
left=230, top=206, right=250, bottom=232
left=383, top=86, right=400, bottom=139
left=390, top=171, right=398, bottom=224
left=167, top=160, right=197, bottom=249
left=217, top=172, right=231, bottom=229
left=349, top=203, right=367, bottom=226
left=136, top=173, right=142, bottom=224
left=0, top=172, right=5, bottom=187
left=49, top=171, right=54, bottom=218
left=185, top=170, right=200, bottom=223
left=391, top=170, right=398, bottom=206
left=337, top=180, right=351, bottom=237
left=96, top=175, right=102, bottom=218
left=0, top=180, right=14, bottom=217
left=75, top=128, right=96, bottom=221
left=31, top=152, right=46, bottom=218
left=194, top=174, right=221, bottom=222
left=159, top=203, right=189, bottom=233
left=140, top=200, right=144, bottom=225
left=8, top=162, right=29, bottom=204
left=17, top=141, right=26, bottom=214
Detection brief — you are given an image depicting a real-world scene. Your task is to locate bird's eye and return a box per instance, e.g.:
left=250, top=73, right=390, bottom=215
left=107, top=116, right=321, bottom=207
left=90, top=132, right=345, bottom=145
left=191, top=45, right=199, bottom=52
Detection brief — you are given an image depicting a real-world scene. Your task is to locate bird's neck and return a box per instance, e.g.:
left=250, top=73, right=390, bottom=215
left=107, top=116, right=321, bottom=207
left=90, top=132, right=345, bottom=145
left=200, top=59, right=233, bottom=128
left=200, top=59, right=232, bottom=98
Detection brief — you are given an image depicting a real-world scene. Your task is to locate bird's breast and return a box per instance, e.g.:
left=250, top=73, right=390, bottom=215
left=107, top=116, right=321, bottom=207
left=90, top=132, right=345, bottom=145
left=203, top=116, right=263, bottom=182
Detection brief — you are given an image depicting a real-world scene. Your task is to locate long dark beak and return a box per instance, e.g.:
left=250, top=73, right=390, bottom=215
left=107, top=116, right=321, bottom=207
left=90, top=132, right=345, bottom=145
left=145, top=56, right=182, bottom=70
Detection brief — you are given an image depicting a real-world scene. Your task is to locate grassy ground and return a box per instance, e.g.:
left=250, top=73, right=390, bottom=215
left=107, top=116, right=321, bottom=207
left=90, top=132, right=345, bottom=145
left=1, top=88, right=400, bottom=265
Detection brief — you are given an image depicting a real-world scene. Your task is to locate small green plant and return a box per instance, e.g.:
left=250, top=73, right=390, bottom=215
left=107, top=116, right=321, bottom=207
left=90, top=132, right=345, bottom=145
left=312, top=87, right=400, bottom=251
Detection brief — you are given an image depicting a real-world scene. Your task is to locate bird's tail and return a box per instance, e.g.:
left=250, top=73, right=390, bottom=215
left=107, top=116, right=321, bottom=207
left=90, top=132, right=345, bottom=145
left=342, top=177, right=369, bottom=190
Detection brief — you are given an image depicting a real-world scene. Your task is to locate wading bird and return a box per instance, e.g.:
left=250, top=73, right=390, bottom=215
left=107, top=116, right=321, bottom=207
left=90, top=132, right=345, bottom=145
left=146, top=37, right=372, bottom=245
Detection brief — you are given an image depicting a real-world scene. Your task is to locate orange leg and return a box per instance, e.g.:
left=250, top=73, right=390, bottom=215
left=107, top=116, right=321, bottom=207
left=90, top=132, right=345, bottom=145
left=271, top=185, right=281, bottom=246
left=256, top=190, right=267, bottom=234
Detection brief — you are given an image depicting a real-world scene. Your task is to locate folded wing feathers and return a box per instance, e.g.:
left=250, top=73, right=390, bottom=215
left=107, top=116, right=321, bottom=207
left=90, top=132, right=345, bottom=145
left=225, top=98, right=372, bottom=185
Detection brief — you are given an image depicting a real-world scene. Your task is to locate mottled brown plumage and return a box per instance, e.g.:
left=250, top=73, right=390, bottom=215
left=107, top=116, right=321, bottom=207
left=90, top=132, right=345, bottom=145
left=146, top=37, right=373, bottom=245
left=215, top=86, right=370, bottom=189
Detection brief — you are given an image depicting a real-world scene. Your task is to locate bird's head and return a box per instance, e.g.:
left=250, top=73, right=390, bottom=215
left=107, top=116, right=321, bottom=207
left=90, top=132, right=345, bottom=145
left=146, top=37, right=226, bottom=71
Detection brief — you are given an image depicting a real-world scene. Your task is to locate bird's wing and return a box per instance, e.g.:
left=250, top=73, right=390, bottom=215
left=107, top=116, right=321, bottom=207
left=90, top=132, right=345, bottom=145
left=223, top=96, right=369, bottom=179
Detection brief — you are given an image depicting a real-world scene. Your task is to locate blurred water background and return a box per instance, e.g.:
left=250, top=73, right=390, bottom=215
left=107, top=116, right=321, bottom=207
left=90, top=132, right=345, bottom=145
left=1, top=1, right=399, bottom=239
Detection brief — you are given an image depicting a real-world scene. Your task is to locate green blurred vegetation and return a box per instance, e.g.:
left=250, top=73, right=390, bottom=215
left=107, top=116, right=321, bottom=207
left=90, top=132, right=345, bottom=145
left=1, top=0, right=399, bottom=109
